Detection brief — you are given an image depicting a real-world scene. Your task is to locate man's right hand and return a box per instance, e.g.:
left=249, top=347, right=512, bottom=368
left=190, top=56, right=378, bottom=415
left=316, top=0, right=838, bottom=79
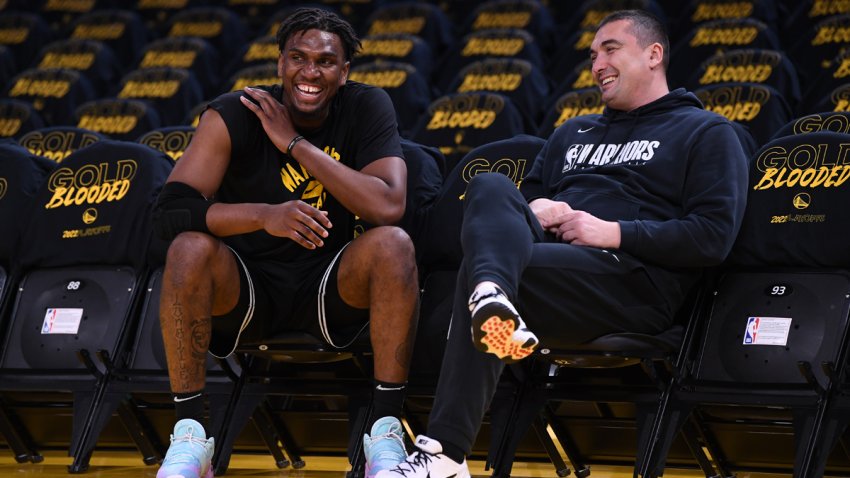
left=529, top=198, right=573, bottom=231
left=263, top=201, right=332, bottom=249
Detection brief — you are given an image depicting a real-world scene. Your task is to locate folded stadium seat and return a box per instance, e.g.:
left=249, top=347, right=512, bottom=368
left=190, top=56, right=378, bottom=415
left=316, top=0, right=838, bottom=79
left=221, top=63, right=279, bottom=94
left=445, top=57, right=551, bottom=134
left=642, top=130, right=850, bottom=477
left=315, top=0, right=384, bottom=33
left=136, top=125, right=195, bottom=162
left=114, top=67, right=204, bottom=126
left=409, top=91, right=528, bottom=172
left=458, top=0, right=558, bottom=57
left=694, top=81, right=792, bottom=147
left=801, top=82, right=850, bottom=121
left=134, top=36, right=222, bottom=99
left=545, top=58, right=596, bottom=107
left=0, top=45, right=16, bottom=86
left=362, top=1, right=455, bottom=59
left=349, top=61, right=433, bottom=137
left=685, top=48, right=802, bottom=114
left=669, top=0, right=780, bottom=45
left=782, top=0, right=850, bottom=53
left=0, top=99, right=45, bottom=140
left=434, top=28, right=545, bottom=94
left=4, top=68, right=97, bottom=126
left=17, top=126, right=104, bottom=163
left=353, top=33, right=436, bottom=84
left=31, top=38, right=122, bottom=99
left=668, top=18, right=780, bottom=89
left=537, top=89, right=604, bottom=139
left=799, top=49, right=850, bottom=115
left=132, top=0, right=208, bottom=36
left=74, top=98, right=162, bottom=141
left=223, top=34, right=278, bottom=84
left=788, top=14, right=850, bottom=97
left=0, top=12, right=54, bottom=74
left=0, top=142, right=54, bottom=465
left=0, top=139, right=173, bottom=472
left=224, top=0, right=290, bottom=37
left=545, top=25, right=597, bottom=88
left=36, top=0, right=97, bottom=33
left=65, top=9, right=151, bottom=71
left=771, top=111, right=850, bottom=140
left=209, top=138, right=444, bottom=478
left=556, top=0, right=668, bottom=44
left=162, top=6, right=249, bottom=63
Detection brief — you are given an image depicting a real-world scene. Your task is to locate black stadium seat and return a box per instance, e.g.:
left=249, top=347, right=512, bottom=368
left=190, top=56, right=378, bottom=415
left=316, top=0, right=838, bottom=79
left=410, top=91, right=528, bottom=172
left=114, top=67, right=204, bottom=126
left=32, top=38, right=122, bottom=98
left=135, top=36, right=222, bottom=99
left=74, top=98, right=162, bottom=141
left=66, top=9, right=151, bottom=70
left=4, top=68, right=97, bottom=126
left=537, top=89, right=604, bottom=139
left=460, top=0, right=558, bottom=55
left=0, top=142, right=54, bottom=464
left=0, top=99, right=45, bottom=139
left=349, top=61, right=433, bottom=137
left=435, top=28, right=545, bottom=93
left=646, top=130, right=850, bottom=477
left=0, top=140, right=173, bottom=472
left=694, top=81, right=792, bottom=147
left=17, top=126, right=104, bottom=163
left=445, top=57, right=551, bottom=133
left=354, top=33, right=436, bottom=82
left=136, top=125, right=195, bottom=162
left=686, top=48, right=802, bottom=113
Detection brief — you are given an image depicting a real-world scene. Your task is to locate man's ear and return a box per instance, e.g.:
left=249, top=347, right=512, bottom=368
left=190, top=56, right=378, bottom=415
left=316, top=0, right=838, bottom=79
left=277, top=54, right=285, bottom=78
left=340, top=61, right=350, bottom=86
left=648, top=42, right=664, bottom=69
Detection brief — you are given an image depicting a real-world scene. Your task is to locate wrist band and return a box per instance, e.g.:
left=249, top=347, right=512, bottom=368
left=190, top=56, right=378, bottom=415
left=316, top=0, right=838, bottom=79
left=287, top=135, right=304, bottom=155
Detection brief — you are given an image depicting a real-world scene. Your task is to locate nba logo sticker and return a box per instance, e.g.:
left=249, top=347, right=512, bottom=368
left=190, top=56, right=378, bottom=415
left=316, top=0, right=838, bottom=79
left=744, top=317, right=759, bottom=344
left=742, top=316, right=792, bottom=346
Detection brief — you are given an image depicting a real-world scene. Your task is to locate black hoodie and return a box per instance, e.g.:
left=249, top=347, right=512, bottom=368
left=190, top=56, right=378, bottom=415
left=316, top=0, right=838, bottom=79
left=521, top=88, right=748, bottom=271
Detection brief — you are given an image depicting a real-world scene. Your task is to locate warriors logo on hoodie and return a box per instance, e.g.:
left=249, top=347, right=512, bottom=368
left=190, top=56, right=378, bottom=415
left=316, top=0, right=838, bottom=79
left=563, top=140, right=660, bottom=172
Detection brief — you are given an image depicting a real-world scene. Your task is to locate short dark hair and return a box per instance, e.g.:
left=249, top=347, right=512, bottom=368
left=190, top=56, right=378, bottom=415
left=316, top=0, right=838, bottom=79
left=276, top=7, right=361, bottom=61
left=598, top=10, right=669, bottom=71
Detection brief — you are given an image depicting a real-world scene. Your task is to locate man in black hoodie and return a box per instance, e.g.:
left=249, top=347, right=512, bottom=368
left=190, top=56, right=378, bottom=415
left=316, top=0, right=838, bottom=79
left=376, top=9, right=749, bottom=478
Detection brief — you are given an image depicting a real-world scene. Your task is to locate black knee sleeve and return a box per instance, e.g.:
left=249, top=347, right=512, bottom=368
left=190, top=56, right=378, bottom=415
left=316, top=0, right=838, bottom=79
left=152, top=181, right=213, bottom=240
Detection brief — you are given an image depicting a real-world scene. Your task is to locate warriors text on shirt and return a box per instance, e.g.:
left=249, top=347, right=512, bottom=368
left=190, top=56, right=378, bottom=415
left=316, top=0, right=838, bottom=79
left=563, top=140, right=660, bottom=172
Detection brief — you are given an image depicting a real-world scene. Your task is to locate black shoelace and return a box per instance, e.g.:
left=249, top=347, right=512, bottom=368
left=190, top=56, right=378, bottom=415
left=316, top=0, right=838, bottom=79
left=389, top=451, right=434, bottom=477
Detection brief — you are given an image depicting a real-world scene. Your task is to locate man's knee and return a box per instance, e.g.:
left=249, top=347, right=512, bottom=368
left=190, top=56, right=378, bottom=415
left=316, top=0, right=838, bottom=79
left=357, top=226, right=416, bottom=273
left=468, top=172, right=515, bottom=197
left=165, top=231, right=221, bottom=272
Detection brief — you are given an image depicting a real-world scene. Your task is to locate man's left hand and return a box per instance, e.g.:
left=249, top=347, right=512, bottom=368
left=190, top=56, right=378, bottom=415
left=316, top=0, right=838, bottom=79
left=554, top=210, right=621, bottom=248
left=240, top=86, right=299, bottom=154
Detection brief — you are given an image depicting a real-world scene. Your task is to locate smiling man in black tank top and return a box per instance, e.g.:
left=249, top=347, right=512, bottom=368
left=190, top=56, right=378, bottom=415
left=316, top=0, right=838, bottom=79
left=152, top=8, right=417, bottom=478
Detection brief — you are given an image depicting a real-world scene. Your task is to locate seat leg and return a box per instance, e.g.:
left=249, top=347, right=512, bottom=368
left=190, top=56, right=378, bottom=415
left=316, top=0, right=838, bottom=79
left=0, top=398, right=41, bottom=463
left=544, top=406, right=590, bottom=478
left=117, top=398, right=164, bottom=465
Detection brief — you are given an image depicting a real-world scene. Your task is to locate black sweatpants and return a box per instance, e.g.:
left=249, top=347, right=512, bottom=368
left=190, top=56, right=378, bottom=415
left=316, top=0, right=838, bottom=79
left=427, top=173, right=687, bottom=454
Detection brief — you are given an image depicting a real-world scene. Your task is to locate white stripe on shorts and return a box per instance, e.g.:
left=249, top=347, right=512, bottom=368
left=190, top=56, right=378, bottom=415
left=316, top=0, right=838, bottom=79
left=210, top=246, right=255, bottom=359
left=318, top=242, right=368, bottom=349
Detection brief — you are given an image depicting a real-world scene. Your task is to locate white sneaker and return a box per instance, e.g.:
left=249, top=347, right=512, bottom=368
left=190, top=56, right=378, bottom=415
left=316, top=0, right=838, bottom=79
left=375, top=435, right=470, bottom=478
left=468, top=284, right=538, bottom=363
